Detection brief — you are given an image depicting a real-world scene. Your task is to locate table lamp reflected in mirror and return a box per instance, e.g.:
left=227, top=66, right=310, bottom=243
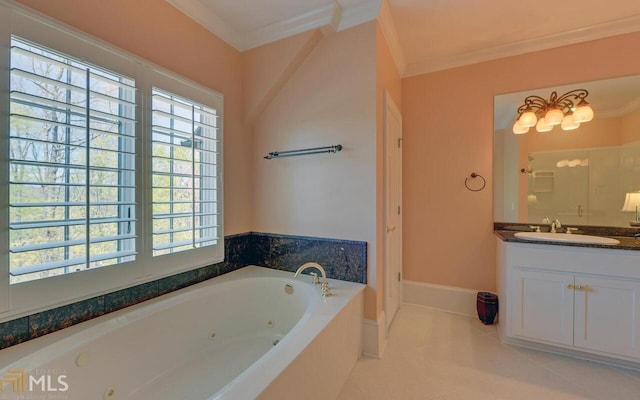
left=622, top=192, right=640, bottom=227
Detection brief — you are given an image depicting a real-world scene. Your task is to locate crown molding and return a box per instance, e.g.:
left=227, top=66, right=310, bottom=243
left=618, top=96, right=640, bottom=116
left=377, top=0, right=405, bottom=76
left=338, top=0, right=381, bottom=31
left=242, top=0, right=381, bottom=50
left=165, top=0, right=244, bottom=50
left=167, top=0, right=380, bottom=52
left=600, top=96, right=640, bottom=119
left=243, top=3, right=339, bottom=50
left=403, top=13, right=640, bottom=78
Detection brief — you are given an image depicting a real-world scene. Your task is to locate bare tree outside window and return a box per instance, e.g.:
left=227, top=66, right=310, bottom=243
left=151, top=89, right=220, bottom=256
left=9, top=37, right=136, bottom=284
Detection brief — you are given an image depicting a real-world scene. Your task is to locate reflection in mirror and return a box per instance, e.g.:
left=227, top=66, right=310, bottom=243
left=494, top=76, right=640, bottom=228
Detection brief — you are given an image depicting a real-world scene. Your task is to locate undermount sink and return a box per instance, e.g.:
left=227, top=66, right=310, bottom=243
left=514, top=231, right=620, bottom=245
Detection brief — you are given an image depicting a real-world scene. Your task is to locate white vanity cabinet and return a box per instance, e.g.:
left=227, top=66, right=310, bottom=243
left=497, top=238, right=640, bottom=363
left=573, top=275, right=640, bottom=357
left=511, top=269, right=574, bottom=346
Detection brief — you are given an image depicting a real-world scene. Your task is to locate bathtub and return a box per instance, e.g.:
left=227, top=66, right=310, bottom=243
left=0, top=266, right=365, bottom=399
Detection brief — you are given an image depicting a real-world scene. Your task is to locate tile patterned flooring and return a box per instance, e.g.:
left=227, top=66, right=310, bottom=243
left=338, top=305, right=640, bottom=400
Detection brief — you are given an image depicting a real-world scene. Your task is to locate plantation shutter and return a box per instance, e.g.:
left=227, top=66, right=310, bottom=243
left=151, top=88, right=221, bottom=256
left=9, top=37, right=137, bottom=282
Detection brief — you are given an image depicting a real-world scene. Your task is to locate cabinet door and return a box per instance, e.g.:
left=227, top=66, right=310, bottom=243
left=574, top=276, right=640, bottom=358
left=511, top=269, right=574, bottom=346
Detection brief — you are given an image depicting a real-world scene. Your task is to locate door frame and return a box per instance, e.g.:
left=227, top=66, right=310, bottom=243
left=383, top=90, right=403, bottom=332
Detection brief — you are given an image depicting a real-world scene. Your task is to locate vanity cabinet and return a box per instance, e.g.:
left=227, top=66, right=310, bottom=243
left=511, top=269, right=574, bottom=346
left=512, top=269, right=640, bottom=358
left=573, top=275, right=640, bottom=357
left=497, top=239, right=640, bottom=363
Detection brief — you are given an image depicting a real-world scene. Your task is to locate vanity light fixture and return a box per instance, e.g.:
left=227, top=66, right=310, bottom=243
left=622, top=191, right=640, bottom=227
left=512, top=89, right=594, bottom=134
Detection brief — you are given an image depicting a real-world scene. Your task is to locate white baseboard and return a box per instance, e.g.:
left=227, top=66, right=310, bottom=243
left=362, top=310, right=386, bottom=358
left=403, top=280, right=479, bottom=318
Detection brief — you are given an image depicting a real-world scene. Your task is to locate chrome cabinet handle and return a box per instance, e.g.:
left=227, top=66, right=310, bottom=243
left=568, top=283, right=588, bottom=291
left=578, top=205, right=583, bottom=218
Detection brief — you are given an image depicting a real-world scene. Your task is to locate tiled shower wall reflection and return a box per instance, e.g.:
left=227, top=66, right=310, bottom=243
left=0, top=232, right=366, bottom=349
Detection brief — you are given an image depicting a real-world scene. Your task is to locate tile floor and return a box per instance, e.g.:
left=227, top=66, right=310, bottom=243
left=337, top=305, right=640, bottom=400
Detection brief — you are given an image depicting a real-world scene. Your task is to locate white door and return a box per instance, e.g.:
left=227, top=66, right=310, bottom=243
left=574, top=275, right=640, bottom=358
left=511, top=268, right=574, bottom=346
left=384, top=91, right=402, bottom=331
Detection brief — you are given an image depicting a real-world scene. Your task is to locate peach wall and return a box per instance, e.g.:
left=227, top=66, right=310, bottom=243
left=376, top=23, right=402, bottom=315
left=403, top=31, right=640, bottom=291
left=250, top=23, right=378, bottom=318
left=493, top=128, right=520, bottom=221
left=622, top=108, right=640, bottom=144
left=521, top=117, right=622, bottom=153
left=517, top=130, right=529, bottom=222
left=242, top=29, right=323, bottom=126
left=376, top=24, right=402, bottom=109
left=16, top=0, right=251, bottom=235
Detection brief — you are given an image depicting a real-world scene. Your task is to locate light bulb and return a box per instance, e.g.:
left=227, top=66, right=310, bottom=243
left=535, top=117, right=553, bottom=132
left=544, top=108, right=564, bottom=125
left=561, top=114, right=580, bottom=130
left=518, top=109, right=537, bottom=128
left=573, top=101, right=594, bottom=123
left=512, top=120, right=529, bottom=134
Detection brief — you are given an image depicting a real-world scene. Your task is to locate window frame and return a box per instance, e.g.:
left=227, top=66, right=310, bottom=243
left=8, top=36, right=139, bottom=283
left=0, top=4, right=224, bottom=320
left=141, top=66, right=225, bottom=279
left=150, top=87, right=222, bottom=257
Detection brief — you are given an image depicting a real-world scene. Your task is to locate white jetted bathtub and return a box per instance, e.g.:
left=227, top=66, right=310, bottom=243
left=0, top=266, right=365, bottom=399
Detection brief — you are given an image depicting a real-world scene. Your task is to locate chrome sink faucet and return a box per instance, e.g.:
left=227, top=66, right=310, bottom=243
left=294, top=262, right=332, bottom=297
left=551, top=219, right=562, bottom=233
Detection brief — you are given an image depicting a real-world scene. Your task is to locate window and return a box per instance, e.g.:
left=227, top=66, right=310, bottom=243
left=151, top=89, right=221, bottom=256
left=1, top=6, right=224, bottom=318
left=9, top=37, right=137, bottom=284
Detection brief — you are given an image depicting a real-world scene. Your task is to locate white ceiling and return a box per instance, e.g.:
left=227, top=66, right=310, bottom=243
left=167, top=0, right=640, bottom=77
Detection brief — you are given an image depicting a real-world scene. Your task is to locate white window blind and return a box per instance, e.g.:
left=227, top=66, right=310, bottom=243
left=9, top=37, right=137, bottom=283
left=151, top=88, right=221, bottom=256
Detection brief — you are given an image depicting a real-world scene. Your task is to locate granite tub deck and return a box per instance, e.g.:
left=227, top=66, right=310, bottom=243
left=1, top=232, right=367, bottom=350
left=494, top=222, right=640, bottom=251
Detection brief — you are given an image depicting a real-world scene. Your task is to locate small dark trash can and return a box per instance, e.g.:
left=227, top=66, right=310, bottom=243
left=477, top=292, right=498, bottom=325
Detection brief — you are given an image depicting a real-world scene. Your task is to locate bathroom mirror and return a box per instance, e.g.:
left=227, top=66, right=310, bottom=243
left=494, top=75, right=640, bottom=228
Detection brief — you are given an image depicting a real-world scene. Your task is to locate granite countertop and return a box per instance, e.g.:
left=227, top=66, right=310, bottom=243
left=494, top=222, right=640, bottom=251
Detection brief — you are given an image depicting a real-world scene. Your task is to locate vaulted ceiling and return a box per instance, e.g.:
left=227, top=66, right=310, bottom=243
left=167, top=0, right=640, bottom=77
